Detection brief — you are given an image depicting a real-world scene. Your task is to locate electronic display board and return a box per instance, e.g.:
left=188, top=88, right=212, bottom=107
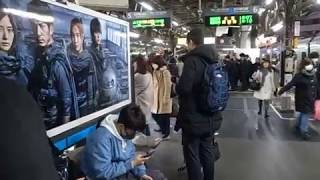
left=205, top=14, right=259, bottom=27
left=131, top=18, right=171, bottom=29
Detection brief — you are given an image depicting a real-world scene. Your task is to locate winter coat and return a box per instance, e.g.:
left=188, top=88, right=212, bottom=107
left=176, top=45, right=223, bottom=137
left=134, top=72, right=154, bottom=123
left=279, top=72, right=320, bottom=113
left=151, top=66, right=172, bottom=114
left=81, top=114, right=146, bottom=180
left=0, top=77, right=60, bottom=180
left=253, top=70, right=276, bottom=100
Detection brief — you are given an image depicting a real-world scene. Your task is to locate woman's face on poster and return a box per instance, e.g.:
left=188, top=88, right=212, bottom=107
left=0, top=15, right=14, bottom=52
left=71, top=24, right=84, bottom=52
left=94, top=32, right=101, bottom=45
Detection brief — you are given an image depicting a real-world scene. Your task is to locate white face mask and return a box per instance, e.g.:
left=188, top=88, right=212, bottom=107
left=305, top=64, right=314, bottom=71
left=152, top=63, right=159, bottom=70
left=312, top=58, right=318, bottom=64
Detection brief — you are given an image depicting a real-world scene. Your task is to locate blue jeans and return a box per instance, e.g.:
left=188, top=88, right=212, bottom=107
left=297, top=112, right=311, bottom=133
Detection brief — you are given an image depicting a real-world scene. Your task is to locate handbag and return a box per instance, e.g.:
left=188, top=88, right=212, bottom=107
left=250, top=80, right=261, bottom=91
left=314, top=100, right=320, bottom=121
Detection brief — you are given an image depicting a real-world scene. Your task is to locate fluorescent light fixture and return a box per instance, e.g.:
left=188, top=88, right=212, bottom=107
left=266, top=0, right=273, bottom=5
left=140, top=2, right=153, bottom=11
left=182, top=27, right=187, bottom=31
left=271, top=21, right=283, bottom=32
left=318, top=0, right=320, bottom=4
left=204, top=37, right=216, bottom=44
left=129, top=32, right=140, bottom=38
left=153, top=38, right=164, bottom=44
left=3, top=8, right=54, bottom=23
left=172, top=21, right=179, bottom=26
left=176, top=45, right=182, bottom=48
left=177, top=38, right=187, bottom=45
left=221, top=48, right=235, bottom=51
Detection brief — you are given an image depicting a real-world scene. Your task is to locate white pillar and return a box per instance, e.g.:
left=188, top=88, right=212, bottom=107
left=240, top=25, right=251, bottom=48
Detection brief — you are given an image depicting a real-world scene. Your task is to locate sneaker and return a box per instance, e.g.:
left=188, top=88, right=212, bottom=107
left=301, top=132, right=311, bottom=141
left=162, top=135, right=171, bottom=141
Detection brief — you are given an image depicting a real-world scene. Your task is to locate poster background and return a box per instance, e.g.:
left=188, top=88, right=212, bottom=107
left=0, top=0, right=131, bottom=134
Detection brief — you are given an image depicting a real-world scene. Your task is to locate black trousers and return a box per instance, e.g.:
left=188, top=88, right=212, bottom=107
left=152, top=114, right=170, bottom=136
left=229, top=75, right=238, bottom=90
left=182, top=134, right=215, bottom=180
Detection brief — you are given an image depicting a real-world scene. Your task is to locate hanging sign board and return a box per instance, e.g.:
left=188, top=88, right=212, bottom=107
left=127, top=11, right=172, bottom=29
left=205, top=14, right=259, bottom=27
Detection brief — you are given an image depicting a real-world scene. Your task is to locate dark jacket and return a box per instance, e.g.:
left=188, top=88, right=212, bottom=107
left=28, top=43, right=78, bottom=129
left=0, top=77, right=59, bottom=180
left=279, top=72, right=320, bottom=113
left=176, top=45, right=223, bottom=136
left=68, top=47, right=98, bottom=116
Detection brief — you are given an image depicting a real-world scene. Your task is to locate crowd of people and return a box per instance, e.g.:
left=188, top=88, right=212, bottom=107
left=3, top=19, right=320, bottom=180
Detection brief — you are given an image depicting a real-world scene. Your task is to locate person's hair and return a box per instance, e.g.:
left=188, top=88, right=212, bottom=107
left=225, top=55, right=230, bottom=59
left=70, top=18, right=84, bottom=36
left=187, top=28, right=204, bottom=46
left=118, top=104, right=146, bottom=132
left=135, top=55, right=151, bottom=74
left=27, top=0, right=53, bottom=22
left=90, top=18, right=101, bottom=45
left=298, top=58, right=312, bottom=73
left=309, top=52, right=319, bottom=59
left=261, top=58, right=272, bottom=72
left=0, top=3, right=16, bottom=55
left=150, top=55, right=167, bottom=70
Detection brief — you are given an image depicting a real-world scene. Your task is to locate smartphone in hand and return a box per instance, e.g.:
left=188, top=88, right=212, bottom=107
left=142, top=149, right=156, bottom=158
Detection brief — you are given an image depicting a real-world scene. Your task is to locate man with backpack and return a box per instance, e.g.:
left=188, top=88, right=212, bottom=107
left=176, top=29, right=227, bottom=180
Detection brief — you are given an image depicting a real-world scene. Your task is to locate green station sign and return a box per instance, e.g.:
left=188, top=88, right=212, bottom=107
left=131, top=18, right=171, bottom=29
left=205, top=14, right=258, bottom=27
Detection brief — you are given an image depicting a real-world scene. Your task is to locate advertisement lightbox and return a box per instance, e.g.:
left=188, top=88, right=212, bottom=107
left=0, top=0, right=131, bottom=138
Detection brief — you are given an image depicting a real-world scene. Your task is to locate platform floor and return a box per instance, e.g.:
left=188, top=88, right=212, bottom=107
left=147, top=92, right=320, bottom=180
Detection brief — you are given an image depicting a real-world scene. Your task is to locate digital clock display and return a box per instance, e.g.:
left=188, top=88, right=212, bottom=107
left=205, top=14, right=258, bottom=27
left=131, top=18, right=171, bottom=29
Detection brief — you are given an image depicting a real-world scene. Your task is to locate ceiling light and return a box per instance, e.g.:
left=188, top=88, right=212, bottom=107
left=140, top=2, right=153, bottom=11
left=182, top=27, right=187, bottom=31
left=172, top=21, right=179, bottom=26
left=271, top=21, right=283, bottom=32
left=176, top=45, right=182, bottom=48
left=3, top=8, right=54, bottom=23
left=265, top=0, right=273, bottom=5
left=318, top=0, right=320, bottom=4
left=129, top=32, right=140, bottom=38
left=258, top=8, right=266, bottom=16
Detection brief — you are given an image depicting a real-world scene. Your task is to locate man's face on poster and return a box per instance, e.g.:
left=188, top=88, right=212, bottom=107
left=94, top=32, right=101, bottom=45
left=71, top=25, right=83, bottom=53
left=0, top=15, right=14, bottom=52
left=33, top=21, right=53, bottom=47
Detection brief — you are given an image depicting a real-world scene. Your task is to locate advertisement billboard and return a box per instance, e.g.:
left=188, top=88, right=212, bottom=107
left=0, top=0, right=131, bottom=137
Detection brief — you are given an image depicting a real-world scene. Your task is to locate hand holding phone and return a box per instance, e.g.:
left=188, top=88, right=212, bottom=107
left=142, top=149, right=156, bottom=158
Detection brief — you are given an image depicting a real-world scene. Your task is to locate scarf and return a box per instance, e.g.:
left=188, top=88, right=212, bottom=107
left=0, top=52, right=20, bottom=76
left=302, top=69, right=315, bottom=77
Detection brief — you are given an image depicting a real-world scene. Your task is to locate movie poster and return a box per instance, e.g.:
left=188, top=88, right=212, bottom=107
left=0, top=0, right=131, bottom=132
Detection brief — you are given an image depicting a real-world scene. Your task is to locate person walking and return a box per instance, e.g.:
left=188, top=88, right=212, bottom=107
left=176, top=28, right=222, bottom=180
left=252, top=59, right=276, bottom=119
left=151, top=55, right=172, bottom=140
left=278, top=58, right=320, bottom=140
left=134, top=55, right=154, bottom=136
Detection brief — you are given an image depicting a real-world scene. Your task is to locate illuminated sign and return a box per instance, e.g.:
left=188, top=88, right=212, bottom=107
left=131, top=18, right=171, bottom=29
left=205, top=14, right=258, bottom=27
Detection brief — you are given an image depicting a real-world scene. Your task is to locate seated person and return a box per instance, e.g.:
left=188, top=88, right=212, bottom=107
left=81, top=104, right=154, bottom=180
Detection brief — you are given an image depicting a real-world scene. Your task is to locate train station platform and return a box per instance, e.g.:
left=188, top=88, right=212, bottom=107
left=147, top=92, right=320, bottom=180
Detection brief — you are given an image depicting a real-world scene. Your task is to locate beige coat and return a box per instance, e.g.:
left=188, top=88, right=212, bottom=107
left=253, top=70, right=276, bottom=100
left=152, top=66, right=172, bottom=114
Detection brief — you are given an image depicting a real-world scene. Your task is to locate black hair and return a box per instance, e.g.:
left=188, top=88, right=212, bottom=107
left=0, top=2, right=17, bottom=55
left=225, top=55, right=230, bottom=59
left=239, top=53, right=245, bottom=57
left=27, top=0, right=53, bottom=18
left=309, top=52, right=319, bottom=59
left=187, top=28, right=204, bottom=46
left=118, top=104, right=146, bottom=132
left=90, top=18, right=101, bottom=45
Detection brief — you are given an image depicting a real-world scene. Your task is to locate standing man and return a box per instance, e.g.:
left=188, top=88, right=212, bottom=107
left=68, top=18, right=98, bottom=117
left=27, top=1, right=79, bottom=129
left=176, top=29, right=223, bottom=180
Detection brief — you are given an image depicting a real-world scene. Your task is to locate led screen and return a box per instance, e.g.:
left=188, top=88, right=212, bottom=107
left=0, top=0, right=131, bottom=135
left=131, top=18, right=171, bottom=29
left=205, top=14, right=259, bottom=27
